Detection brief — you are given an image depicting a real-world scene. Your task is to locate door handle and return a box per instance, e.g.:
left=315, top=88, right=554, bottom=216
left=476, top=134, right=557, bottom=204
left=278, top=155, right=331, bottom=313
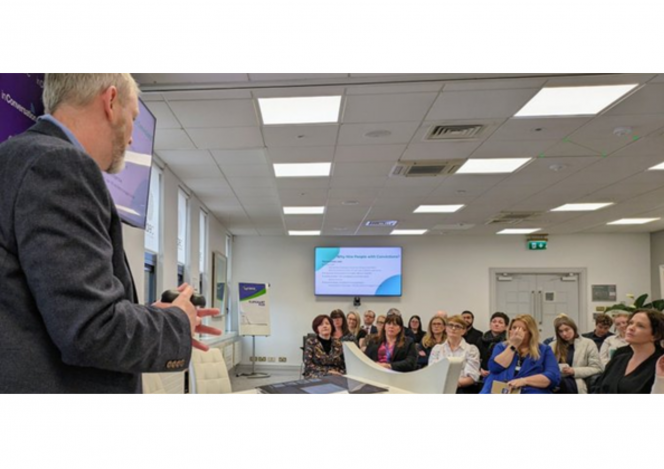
left=531, top=291, right=535, bottom=318
left=538, top=290, right=543, bottom=325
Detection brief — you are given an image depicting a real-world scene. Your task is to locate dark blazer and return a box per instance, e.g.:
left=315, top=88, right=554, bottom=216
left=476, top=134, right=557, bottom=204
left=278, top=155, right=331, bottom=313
left=0, top=119, right=192, bottom=393
left=364, top=337, right=418, bottom=372
left=595, top=346, right=664, bottom=394
left=464, top=327, right=483, bottom=347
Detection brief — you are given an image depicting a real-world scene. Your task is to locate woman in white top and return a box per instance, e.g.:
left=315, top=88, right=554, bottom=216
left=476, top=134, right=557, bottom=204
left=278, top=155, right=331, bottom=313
left=599, top=312, right=629, bottom=366
left=429, top=315, right=480, bottom=392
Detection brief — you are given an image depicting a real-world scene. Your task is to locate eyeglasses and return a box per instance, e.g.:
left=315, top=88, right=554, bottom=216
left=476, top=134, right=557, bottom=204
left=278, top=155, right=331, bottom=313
left=446, top=324, right=465, bottom=331
left=377, top=321, right=385, bottom=325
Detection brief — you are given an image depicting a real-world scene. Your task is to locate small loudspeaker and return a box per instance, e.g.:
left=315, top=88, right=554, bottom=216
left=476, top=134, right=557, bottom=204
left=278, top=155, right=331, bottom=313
left=353, top=297, right=361, bottom=307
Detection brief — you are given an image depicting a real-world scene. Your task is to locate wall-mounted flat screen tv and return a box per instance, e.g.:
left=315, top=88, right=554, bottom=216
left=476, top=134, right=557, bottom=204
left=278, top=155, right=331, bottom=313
left=314, top=247, right=402, bottom=297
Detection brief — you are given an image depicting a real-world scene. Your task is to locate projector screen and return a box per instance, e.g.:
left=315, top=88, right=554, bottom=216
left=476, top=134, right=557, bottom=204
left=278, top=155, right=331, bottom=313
left=315, top=247, right=402, bottom=297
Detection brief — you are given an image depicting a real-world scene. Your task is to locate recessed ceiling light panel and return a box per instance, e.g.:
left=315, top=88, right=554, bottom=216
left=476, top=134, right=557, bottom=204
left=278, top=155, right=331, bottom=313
left=274, top=163, right=331, bottom=178
left=259, top=96, right=342, bottom=125
left=551, top=203, right=613, bottom=212
left=497, top=228, right=541, bottom=234
left=608, top=218, right=660, bottom=225
left=515, top=84, right=638, bottom=117
left=414, top=205, right=465, bottom=213
left=457, top=158, right=531, bottom=174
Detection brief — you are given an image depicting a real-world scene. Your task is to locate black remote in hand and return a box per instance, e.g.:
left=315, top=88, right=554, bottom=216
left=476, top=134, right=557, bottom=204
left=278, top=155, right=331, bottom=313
left=161, top=290, right=207, bottom=308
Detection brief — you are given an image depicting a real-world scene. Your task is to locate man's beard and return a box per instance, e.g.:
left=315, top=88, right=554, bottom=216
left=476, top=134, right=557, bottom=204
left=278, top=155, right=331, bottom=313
left=107, top=122, right=127, bottom=174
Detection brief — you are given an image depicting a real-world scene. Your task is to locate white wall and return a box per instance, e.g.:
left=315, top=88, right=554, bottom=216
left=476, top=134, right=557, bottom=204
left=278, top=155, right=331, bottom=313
left=232, top=233, right=651, bottom=367
left=650, top=230, right=664, bottom=299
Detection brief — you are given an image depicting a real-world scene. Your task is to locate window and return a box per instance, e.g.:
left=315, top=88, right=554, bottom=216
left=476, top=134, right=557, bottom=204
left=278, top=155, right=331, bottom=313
left=199, top=211, right=208, bottom=295
left=177, top=188, right=189, bottom=285
left=144, top=165, right=161, bottom=304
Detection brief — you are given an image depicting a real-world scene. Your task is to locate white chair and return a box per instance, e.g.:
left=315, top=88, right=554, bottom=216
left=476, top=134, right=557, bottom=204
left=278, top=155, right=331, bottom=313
left=342, top=342, right=463, bottom=394
left=142, top=373, right=167, bottom=394
left=190, top=348, right=233, bottom=394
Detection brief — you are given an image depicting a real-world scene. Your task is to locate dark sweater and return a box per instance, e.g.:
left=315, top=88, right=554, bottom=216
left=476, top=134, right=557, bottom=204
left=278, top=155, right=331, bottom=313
left=595, top=346, right=664, bottom=394
left=364, top=337, right=418, bottom=372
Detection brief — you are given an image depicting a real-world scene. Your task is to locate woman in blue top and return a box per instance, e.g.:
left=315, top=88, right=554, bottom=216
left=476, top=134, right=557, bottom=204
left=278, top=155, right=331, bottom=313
left=481, top=314, right=560, bottom=394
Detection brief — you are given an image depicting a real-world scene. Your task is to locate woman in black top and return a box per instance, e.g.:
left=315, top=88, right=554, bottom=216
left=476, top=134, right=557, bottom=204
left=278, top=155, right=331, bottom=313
left=417, top=316, right=446, bottom=368
left=596, top=309, right=664, bottom=394
left=364, top=314, right=417, bottom=372
left=303, top=314, right=345, bottom=378
left=405, top=315, right=426, bottom=344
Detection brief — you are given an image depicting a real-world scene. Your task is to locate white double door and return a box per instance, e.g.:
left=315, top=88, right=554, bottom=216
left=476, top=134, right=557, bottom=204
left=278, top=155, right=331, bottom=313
left=495, top=273, right=580, bottom=340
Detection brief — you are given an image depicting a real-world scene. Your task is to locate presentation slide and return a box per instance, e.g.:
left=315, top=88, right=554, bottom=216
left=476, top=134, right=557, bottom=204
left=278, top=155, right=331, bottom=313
left=315, top=247, right=402, bottom=297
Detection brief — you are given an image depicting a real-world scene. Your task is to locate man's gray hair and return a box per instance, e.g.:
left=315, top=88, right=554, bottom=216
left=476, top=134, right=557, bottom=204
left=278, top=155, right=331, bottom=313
left=386, top=308, right=401, bottom=317
left=43, top=74, right=139, bottom=114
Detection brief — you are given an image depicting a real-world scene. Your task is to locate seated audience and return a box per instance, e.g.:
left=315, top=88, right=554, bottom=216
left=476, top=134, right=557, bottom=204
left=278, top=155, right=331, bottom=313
left=364, top=314, right=417, bottom=372
left=599, top=312, right=630, bottom=366
left=478, top=312, right=510, bottom=378
left=361, top=314, right=386, bottom=351
left=595, top=309, right=664, bottom=394
left=405, top=315, right=426, bottom=344
left=583, top=313, right=614, bottom=350
left=362, top=310, right=378, bottom=335
left=652, top=355, right=664, bottom=394
left=303, top=315, right=345, bottom=378
left=480, top=314, right=560, bottom=394
left=387, top=307, right=402, bottom=317
left=347, top=311, right=367, bottom=342
left=549, top=315, right=603, bottom=394
left=461, top=310, right=483, bottom=346
left=429, top=315, right=481, bottom=392
left=418, top=316, right=446, bottom=368
left=330, top=309, right=356, bottom=342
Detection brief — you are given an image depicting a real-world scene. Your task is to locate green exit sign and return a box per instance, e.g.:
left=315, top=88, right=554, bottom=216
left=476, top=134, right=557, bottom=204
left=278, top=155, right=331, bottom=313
left=528, top=240, right=547, bottom=250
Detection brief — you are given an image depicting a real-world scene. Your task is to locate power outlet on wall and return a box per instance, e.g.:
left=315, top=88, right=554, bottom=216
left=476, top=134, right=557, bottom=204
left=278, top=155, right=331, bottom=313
left=278, top=357, right=287, bottom=363
left=250, top=356, right=256, bottom=362
left=267, top=357, right=276, bottom=363
left=258, top=356, right=267, bottom=362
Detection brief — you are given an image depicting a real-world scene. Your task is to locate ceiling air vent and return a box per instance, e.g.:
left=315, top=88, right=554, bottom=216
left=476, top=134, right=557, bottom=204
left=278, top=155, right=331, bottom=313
left=485, top=211, right=540, bottom=225
left=365, top=220, right=398, bottom=227
left=426, top=124, right=485, bottom=140
left=390, top=159, right=465, bottom=177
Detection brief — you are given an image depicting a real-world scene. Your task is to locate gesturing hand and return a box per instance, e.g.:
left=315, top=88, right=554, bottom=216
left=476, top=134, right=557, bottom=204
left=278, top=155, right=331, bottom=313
left=152, top=283, right=222, bottom=351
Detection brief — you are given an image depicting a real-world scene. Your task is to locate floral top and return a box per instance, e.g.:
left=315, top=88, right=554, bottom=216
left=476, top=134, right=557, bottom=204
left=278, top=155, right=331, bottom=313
left=303, top=336, right=346, bottom=378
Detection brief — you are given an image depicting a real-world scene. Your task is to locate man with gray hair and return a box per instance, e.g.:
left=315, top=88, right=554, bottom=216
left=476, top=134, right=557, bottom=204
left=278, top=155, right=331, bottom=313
left=0, top=74, right=219, bottom=393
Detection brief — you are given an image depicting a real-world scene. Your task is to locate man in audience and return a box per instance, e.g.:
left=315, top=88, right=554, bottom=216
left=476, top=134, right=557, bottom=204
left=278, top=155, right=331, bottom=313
left=582, top=313, right=614, bottom=350
left=362, top=310, right=378, bottom=335
left=0, top=74, right=219, bottom=393
left=461, top=310, right=483, bottom=346
left=387, top=308, right=402, bottom=317
left=435, top=310, right=448, bottom=319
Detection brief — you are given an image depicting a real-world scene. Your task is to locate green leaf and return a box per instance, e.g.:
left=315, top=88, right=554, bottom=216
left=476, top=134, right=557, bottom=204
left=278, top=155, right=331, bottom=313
left=634, top=294, right=648, bottom=308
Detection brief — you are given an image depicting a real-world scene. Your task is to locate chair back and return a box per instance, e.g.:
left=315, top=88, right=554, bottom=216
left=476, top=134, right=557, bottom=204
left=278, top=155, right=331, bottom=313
left=191, top=348, right=233, bottom=394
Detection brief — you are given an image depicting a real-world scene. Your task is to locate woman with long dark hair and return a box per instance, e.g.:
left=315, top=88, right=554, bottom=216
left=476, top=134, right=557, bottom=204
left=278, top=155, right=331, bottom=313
left=364, top=314, right=417, bottom=372
left=330, top=309, right=356, bottom=342
left=405, top=315, right=426, bottom=344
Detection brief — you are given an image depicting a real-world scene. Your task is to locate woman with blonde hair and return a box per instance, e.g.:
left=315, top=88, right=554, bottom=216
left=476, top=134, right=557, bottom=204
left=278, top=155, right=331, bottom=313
left=549, top=315, right=603, bottom=394
left=417, top=316, right=446, bottom=368
left=599, top=311, right=630, bottom=366
left=480, top=314, right=560, bottom=394
left=347, top=311, right=367, bottom=342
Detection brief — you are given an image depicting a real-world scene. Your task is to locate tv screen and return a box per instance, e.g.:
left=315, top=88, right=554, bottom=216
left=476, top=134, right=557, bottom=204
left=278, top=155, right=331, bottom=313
left=0, top=73, right=155, bottom=230
left=102, top=99, right=155, bottom=229
left=314, top=247, right=402, bottom=297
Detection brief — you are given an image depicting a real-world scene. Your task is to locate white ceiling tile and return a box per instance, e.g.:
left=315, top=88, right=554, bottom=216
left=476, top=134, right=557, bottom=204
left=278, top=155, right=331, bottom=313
left=249, top=74, right=349, bottom=82
left=238, top=196, right=281, bottom=206
left=384, top=175, right=444, bottom=187
left=346, top=83, right=443, bottom=95
left=251, top=86, right=345, bottom=98
left=442, top=78, right=547, bottom=91
left=168, top=100, right=258, bottom=127
left=332, top=162, right=395, bottom=178
left=284, top=217, right=324, bottom=230
left=612, top=134, right=664, bottom=157
left=134, top=73, right=249, bottom=85
left=157, top=150, right=214, bottom=165
left=543, top=74, right=654, bottom=87
left=330, top=175, right=387, bottom=188
left=472, top=139, right=558, bottom=158
left=274, top=178, right=330, bottom=189
left=220, top=164, right=272, bottom=178
left=338, top=122, right=420, bottom=145
left=569, top=114, right=664, bottom=146
left=604, top=84, right=664, bottom=116
left=229, top=228, right=260, bottom=236
left=154, top=129, right=196, bottom=150
left=165, top=89, right=252, bottom=100
left=426, top=89, right=540, bottom=120
left=650, top=75, right=664, bottom=83
left=232, top=186, right=279, bottom=197
left=187, top=127, right=264, bottom=149
left=401, top=141, right=484, bottom=161
left=334, top=144, right=406, bottom=163
left=167, top=163, right=223, bottom=179
left=139, top=93, right=163, bottom=102
left=324, top=206, right=371, bottom=219
left=211, top=149, right=267, bottom=166
left=491, top=117, right=591, bottom=141
left=378, top=186, right=435, bottom=197
left=256, top=227, right=286, bottom=236
left=263, top=125, right=338, bottom=147
left=267, top=146, right=335, bottom=163
left=183, top=178, right=233, bottom=194
left=342, top=93, right=438, bottom=123
left=541, top=141, right=602, bottom=157
left=143, top=101, right=181, bottom=129
left=227, top=177, right=276, bottom=189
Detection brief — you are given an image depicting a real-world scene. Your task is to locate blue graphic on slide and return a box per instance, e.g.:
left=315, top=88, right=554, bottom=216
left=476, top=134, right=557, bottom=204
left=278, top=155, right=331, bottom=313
left=376, top=275, right=402, bottom=296
left=315, top=247, right=340, bottom=271
left=314, top=247, right=402, bottom=296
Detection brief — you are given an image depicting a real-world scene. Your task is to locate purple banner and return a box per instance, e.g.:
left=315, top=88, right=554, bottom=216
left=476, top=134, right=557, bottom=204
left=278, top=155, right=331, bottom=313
left=0, top=73, right=45, bottom=142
